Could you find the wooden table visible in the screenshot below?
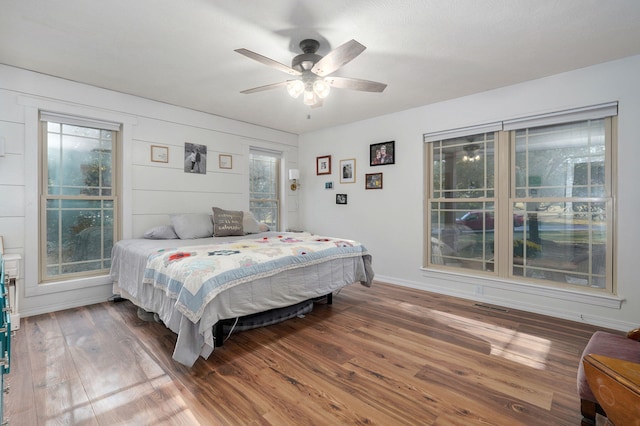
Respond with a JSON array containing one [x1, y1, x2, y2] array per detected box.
[[583, 354, 640, 426]]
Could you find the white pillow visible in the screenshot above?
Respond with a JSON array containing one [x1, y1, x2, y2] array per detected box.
[[170, 213, 213, 239], [143, 225, 179, 239], [242, 211, 262, 234]]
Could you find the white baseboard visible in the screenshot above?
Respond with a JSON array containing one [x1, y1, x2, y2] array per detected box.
[[19, 292, 113, 319], [374, 273, 635, 333]]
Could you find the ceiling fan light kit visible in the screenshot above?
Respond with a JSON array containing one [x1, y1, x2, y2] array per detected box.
[[236, 38, 387, 107], [286, 77, 330, 102], [312, 79, 331, 98], [303, 89, 318, 106], [286, 80, 305, 98]]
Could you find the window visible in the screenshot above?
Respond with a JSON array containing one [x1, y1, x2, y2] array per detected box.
[[249, 149, 281, 230], [425, 103, 616, 292], [429, 131, 497, 272], [40, 112, 119, 282]]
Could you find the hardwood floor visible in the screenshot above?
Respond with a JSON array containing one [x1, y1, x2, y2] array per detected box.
[[5, 281, 612, 425]]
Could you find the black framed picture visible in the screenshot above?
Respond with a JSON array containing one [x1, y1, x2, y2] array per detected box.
[[185, 142, 207, 174], [370, 140, 395, 166], [336, 194, 348, 205]]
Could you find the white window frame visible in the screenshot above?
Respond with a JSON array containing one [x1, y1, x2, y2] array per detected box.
[[19, 96, 133, 299], [249, 148, 282, 231], [39, 112, 120, 283]]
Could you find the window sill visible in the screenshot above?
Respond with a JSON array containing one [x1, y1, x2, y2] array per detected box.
[[25, 274, 113, 297], [420, 267, 623, 310]]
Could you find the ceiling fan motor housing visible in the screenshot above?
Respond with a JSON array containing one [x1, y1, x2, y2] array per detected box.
[[292, 39, 322, 71]]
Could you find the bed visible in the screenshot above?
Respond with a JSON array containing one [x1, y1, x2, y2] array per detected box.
[[110, 211, 373, 367]]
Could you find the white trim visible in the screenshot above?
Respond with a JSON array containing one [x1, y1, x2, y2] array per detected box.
[[249, 146, 283, 156], [25, 274, 112, 297], [248, 147, 283, 231], [120, 122, 134, 239], [22, 98, 134, 308], [503, 102, 618, 130], [372, 273, 633, 332], [416, 269, 623, 309], [19, 286, 113, 317], [40, 110, 121, 131], [423, 102, 619, 142], [423, 122, 502, 143], [18, 95, 137, 126]]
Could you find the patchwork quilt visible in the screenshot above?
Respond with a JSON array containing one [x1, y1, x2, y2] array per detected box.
[[143, 233, 370, 323]]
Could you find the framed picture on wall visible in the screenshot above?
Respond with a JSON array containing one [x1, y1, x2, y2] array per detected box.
[[316, 155, 331, 175], [219, 154, 232, 169], [336, 194, 348, 205], [340, 158, 356, 184], [184, 142, 207, 174], [150, 145, 169, 163], [365, 173, 383, 189], [370, 140, 395, 166]]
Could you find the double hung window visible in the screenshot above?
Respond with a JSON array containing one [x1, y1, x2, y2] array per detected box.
[[40, 112, 119, 282], [425, 103, 616, 292], [249, 149, 281, 231]]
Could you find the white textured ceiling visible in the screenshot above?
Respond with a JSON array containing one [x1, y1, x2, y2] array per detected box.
[[2, 0, 640, 135]]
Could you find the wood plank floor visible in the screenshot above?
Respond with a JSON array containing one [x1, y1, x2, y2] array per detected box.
[[5, 281, 614, 425]]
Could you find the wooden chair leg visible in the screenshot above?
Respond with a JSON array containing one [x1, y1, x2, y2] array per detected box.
[[580, 399, 596, 426], [581, 399, 608, 426]]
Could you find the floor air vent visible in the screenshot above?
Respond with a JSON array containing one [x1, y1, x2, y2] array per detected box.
[[474, 303, 509, 312]]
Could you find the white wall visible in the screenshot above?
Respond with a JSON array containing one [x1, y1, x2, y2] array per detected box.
[[299, 55, 640, 332], [0, 64, 299, 319], [3, 55, 639, 331]]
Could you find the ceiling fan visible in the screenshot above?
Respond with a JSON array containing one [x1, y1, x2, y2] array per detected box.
[[235, 38, 387, 107]]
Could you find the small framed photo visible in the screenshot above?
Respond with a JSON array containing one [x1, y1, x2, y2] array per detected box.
[[340, 158, 356, 184], [365, 173, 383, 189], [316, 155, 331, 175], [370, 140, 395, 166], [219, 154, 233, 169], [336, 194, 348, 205], [185, 142, 207, 174], [325, 182, 333, 189], [150, 145, 169, 163]]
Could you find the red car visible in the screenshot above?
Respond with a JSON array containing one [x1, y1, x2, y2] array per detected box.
[[456, 211, 524, 230]]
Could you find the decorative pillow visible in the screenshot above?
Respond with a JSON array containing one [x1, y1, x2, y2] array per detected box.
[[259, 222, 270, 232], [143, 225, 179, 239], [170, 213, 213, 239], [242, 211, 262, 234], [212, 207, 244, 236]]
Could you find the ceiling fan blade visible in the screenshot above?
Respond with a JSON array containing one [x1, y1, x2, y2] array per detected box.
[[240, 80, 290, 94], [326, 76, 387, 92], [235, 48, 302, 76], [311, 39, 366, 77]]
